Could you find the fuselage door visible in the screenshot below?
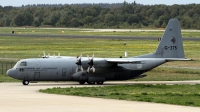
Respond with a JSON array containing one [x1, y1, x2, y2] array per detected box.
[[62, 68, 66, 76], [34, 72, 40, 80]]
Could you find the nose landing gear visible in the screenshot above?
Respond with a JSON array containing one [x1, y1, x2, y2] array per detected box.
[[22, 80, 30, 85]]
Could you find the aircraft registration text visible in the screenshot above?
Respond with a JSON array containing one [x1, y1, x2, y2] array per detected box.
[[164, 46, 177, 50]]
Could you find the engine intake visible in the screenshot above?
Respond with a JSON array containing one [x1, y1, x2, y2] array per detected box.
[[72, 71, 88, 81]]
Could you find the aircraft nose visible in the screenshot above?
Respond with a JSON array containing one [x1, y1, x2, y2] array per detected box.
[[6, 69, 15, 78]]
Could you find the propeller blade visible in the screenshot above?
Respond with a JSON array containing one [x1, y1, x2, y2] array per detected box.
[[92, 66, 95, 73], [87, 67, 90, 73], [87, 54, 95, 73], [75, 54, 83, 73], [92, 54, 94, 58], [42, 51, 47, 58]]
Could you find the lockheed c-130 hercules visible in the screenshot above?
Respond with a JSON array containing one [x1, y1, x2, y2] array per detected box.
[[7, 18, 191, 85]]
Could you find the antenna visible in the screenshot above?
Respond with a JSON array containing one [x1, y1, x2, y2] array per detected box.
[[124, 42, 128, 57]]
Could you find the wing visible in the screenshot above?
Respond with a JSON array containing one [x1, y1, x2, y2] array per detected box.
[[106, 59, 144, 64], [106, 58, 192, 65], [165, 58, 193, 61]]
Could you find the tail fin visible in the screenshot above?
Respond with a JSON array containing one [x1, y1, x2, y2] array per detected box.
[[155, 18, 184, 58], [134, 18, 186, 59]]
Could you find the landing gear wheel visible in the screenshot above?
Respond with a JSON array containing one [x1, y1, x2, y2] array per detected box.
[[87, 82, 95, 85], [79, 81, 85, 84], [22, 80, 29, 85], [96, 82, 104, 85]]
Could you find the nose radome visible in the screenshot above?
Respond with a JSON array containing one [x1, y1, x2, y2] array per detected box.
[[6, 69, 14, 77], [7, 69, 19, 80], [6, 69, 11, 76]]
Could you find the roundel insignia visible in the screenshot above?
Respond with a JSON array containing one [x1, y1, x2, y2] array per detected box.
[[137, 64, 142, 69], [171, 37, 176, 44]]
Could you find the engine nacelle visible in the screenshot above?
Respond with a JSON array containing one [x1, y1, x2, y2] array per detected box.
[[93, 60, 113, 68], [72, 71, 88, 81], [81, 59, 113, 70]]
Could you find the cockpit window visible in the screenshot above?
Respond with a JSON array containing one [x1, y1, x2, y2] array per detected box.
[[13, 62, 20, 68], [20, 61, 27, 66]]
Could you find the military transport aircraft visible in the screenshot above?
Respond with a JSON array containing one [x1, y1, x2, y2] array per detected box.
[[7, 18, 191, 85]]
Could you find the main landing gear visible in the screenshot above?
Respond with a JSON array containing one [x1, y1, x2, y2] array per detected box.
[[79, 81, 104, 85], [22, 80, 30, 85]]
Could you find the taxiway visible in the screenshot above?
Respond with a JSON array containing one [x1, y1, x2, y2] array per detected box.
[[0, 81, 200, 112], [1, 33, 200, 41]]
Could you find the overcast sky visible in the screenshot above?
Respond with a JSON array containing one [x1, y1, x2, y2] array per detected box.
[[1, 0, 199, 7]]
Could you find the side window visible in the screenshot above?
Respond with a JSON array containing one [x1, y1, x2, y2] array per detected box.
[[19, 68, 24, 72]]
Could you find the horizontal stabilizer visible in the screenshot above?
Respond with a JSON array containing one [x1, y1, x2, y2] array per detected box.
[[165, 58, 193, 61], [106, 59, 143, 64]]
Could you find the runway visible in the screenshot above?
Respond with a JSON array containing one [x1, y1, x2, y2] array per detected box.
[[0, 33, 200, 41], [1, 81, 200, 112]]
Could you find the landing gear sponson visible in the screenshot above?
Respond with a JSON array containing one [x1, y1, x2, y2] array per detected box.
[[22, 80, 103, 85], [79, 81, 104, 85]]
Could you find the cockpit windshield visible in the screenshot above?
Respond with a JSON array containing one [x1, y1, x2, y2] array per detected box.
[[20, 61, 27, 66], [13, 61, 27, 68], [13, 62, 20, 68]]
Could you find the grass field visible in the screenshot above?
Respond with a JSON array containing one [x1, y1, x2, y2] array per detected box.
[[40, 84, 200, 107], [0, 36, 199, 59]]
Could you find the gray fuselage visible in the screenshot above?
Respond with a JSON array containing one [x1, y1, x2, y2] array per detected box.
[[7, 57, 166, 82]]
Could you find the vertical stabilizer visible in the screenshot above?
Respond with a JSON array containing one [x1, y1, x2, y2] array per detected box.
[[154, 18, 185, 58]]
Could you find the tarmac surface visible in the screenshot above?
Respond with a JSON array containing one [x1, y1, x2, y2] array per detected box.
[[1, 81, 200, 112]]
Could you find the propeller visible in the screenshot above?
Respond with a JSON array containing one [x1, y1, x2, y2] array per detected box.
[[42, 51, 61, 58], [87, 54, 95, 73], [55, 52, 61, 58], [58, 52, 60, 57], [75, 54, 83, 73], [43, 51, 46, 57], [42, 51, 49, 58]]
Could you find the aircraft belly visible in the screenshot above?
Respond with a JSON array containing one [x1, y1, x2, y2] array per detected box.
[[114, 60, 166, 80], [144, 60, 166, 70], [129, 60, 165, 70], [85, 67, 132, 80], [88, 77, 105, 82]]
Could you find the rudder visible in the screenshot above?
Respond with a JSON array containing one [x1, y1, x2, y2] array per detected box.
[[154, 18, 185, 58]]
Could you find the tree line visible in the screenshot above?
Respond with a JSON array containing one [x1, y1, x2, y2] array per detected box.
[[0, 2, 200, 29]]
